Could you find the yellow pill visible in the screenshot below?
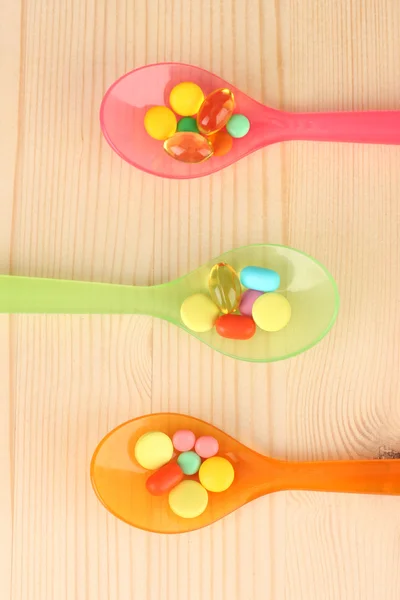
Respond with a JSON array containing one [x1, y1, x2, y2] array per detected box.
[[134, 431, 174, 470], [169, 82, 205, 117], [199, 456, 235, 492], [168, 480, 209, 519], [180, 293, 220, 333], [144, 106, 177, 140], [252, 292, 292, 332]]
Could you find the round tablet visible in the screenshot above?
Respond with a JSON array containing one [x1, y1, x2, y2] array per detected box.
[[172, 429, 196, 452], [169, 480, 209, 519], [134, 431, 174, 470], [195, 435, 219, 458], [199, 456, 235, 492], [177, 451, 201, 475], [226, 114, 250, 138], [169, 82, 204, 116], [144, 106, 177, 140], [252, 293, 292, 332]]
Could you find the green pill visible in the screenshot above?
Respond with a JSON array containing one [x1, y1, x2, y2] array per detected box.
[[226, 114, 250, 138], [177, 116, 200, 134], [177, 451, 201, 475]]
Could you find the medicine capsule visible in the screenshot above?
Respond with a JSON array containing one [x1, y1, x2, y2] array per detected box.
[[146, 461, 184, 496], [208, 262, 242, 314], [164, 132, 213, 163], [240, 266, 280, 293], [215, 314, 256, 340], [197, 89, 235, 135], [239, 289, 264, 317]]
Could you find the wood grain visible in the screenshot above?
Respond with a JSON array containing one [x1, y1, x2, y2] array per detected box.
[[1, 0, 400, 598]]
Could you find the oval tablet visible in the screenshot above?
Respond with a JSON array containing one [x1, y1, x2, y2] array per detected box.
[[239, 289, 264, 317], [252, 292, 291, 332], [240, 266, 280, 293], [180, 293, 220, 333], [146, 461, 184, 496]]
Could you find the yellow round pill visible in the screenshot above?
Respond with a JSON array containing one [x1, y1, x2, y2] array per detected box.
[[199, 456, 235, 492], [144, 106, 177, 140], [180, 293, 220, 333], [169, 82, 205, 117], [252, 292, 292, 332], [134, 431, 174, 470], [168, 480, 209, 519]]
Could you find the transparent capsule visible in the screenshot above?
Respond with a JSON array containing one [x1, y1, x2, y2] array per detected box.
[[197, 89, 235, 136], [163, 132, 213, 163], [208, 262, 242, 314]]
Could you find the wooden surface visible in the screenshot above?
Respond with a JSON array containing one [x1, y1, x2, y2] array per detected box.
[[1, 0, 400, 598]]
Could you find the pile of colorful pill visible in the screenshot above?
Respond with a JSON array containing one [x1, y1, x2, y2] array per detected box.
[[134, 429, 235, 519], [180, 263, 292, 339], [143, 82, 250, 163]]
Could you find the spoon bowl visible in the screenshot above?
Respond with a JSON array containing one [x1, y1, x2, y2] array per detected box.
[[101, 62, 400, 179], [0, 244, 339, 362], [91, 413, 400, 534]]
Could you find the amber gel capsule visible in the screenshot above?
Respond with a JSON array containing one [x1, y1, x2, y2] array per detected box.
[[208, 262, 242, 314], [197, 89, 235, 135], [164, 132, 213, 163]]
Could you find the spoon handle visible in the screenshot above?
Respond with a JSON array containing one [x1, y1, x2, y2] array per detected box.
[[286, 458, 400, 496], [0, 275, 155, 314], [285, 110, 400, 145]]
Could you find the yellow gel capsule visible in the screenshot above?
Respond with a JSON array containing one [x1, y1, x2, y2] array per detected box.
[[144, 106, 177, 140], [252, 292, 292, 332], [180, 293, 220, 333], [168, 480, 209, 519], [169, 82, 205, 116], [199, 456, 235, 493], [197, 88, 235, 135], [134, 431, 174, 470], [208, 262, 242, 314], [164, 132, 213, 163]]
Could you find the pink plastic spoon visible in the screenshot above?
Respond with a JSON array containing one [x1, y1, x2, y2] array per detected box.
[[100, 62, 400, 179]]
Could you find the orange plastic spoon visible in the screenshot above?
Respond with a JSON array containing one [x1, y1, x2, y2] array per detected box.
[[90, 413, 400, 534]]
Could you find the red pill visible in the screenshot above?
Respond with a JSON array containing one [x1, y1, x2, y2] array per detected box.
[[146, 461, 184, 496], [215, 314, 256, 340]]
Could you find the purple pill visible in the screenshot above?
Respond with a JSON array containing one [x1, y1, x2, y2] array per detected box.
[[239, 289, 264, 317]]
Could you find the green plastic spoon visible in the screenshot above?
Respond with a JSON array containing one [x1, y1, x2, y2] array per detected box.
[[0, 244, 339, 362]]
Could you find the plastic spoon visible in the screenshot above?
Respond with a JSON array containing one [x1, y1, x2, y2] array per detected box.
[[0, 244, 338, 363], [100, 62, 400, 179], [91, 413, 400, 534]]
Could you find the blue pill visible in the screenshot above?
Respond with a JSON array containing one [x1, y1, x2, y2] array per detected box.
[[240, 266, 280, 292]]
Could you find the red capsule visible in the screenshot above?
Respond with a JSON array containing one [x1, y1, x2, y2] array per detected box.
[[197, 88, 235, 135], [215, 314, 256, 340], [146, 461, 184, 496]]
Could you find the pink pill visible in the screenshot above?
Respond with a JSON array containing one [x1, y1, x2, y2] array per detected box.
[[195, 436, 219, 458], [172, 429, 196, 452], [239, 289, 264, 317]]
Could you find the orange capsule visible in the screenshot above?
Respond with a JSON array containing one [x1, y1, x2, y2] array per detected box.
[[215, 314, 256, 340], [146, 461, 184, 496], [163, 132, 213, 163], [197, 89, 235, 136]]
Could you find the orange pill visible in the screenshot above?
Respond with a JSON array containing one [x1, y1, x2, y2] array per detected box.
[[146, 461, 184, 496], [215, 314, 256, 340], [208, 131, 233, 157], [164, 132, 213, 163], [197, 89, 235, 135]]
